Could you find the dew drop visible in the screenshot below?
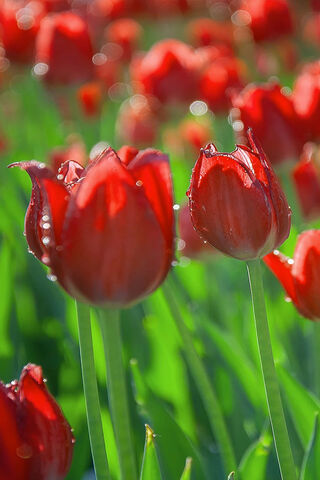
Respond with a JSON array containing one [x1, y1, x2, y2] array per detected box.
[[47, 274, 57, 282], [285, 297, 292, 303], [38, 162, 46, 169], [41, 255, 50, 265], [16, 444, 33, 459], [57, 174, 64, 181], [171, 260, 179, 267], [42, 214, 50, 222], [173, 204, 180, 211], [273, 250, 280, 255], [287, 259, 294, 265], [42, 222, 50, 230], [136, 180, 143, 187], [42, 236, 50, 245], [177, 238, 186, 251]]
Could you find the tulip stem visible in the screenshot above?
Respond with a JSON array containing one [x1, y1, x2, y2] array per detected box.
[[98, 309, 137, 480], [161, 281, 238, 479], [246, 260, 297, 480], [76, 301, 110, 480]]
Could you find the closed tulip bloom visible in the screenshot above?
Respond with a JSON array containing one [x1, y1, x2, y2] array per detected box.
[[187, 130, 291, 260], [11, 146, 174, 306], [35, 12, 94, 84], [232, 83, 306, 165], [0, 364, 73, 480], [293, 143, 320, 221], [264, 230, 320, 320], [238, 0, 294, 43], [292, 61, 320, 142], [130, 39, 200, 105]]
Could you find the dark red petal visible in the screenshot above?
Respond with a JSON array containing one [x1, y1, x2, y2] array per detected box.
[[19, 364, 74, 480], [117, 145, 139, 166], [0, 384, 27, 480], [292, 230, 320, 320], [57, 160, 84, 187], [188, 151, 273, 260], [127, 148, 174, 258], [61, 148, 168, 306], [263, 251, 297, 305]]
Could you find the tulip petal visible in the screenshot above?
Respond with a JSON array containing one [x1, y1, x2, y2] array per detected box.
[[263, 251, 297, 305], [19, 364, 74, 480], [189, 151, 273, 259], [61, 148, 167, 306]]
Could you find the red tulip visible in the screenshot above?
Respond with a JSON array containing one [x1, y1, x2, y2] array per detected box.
[[11, 146, 174, 306], [104, 18, 142, 61], [238, 0, 294, 43], [77, 81, 103, 117], [187, 129, 291, 260], [186, 18, 234, 49], [231, 82, 306, 165], [264, 230, 320, 321], [48, 137, 87, 173], [0, 0, 46, 63], [130, 39, 200, 105], [292, 143, 320, 222], [0, 363, 73, 480], [35, 12, 94, 85], [178, 203, 214, 259], [292, 61, 320, 142]]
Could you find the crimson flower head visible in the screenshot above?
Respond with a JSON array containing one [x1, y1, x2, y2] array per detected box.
[[0, 363, 73, 480], [238, 0, 294, 43], [293, 143, 320, 222], [130, 39, 200, 105], [264, 230, 320, 321], [11, 145, 174, 307], [104, 18, 143, 62], [232, 82, 306, 165], [187, 130, 291, 260], [35, 12, 94, 85], [292, 61, 320, 142]]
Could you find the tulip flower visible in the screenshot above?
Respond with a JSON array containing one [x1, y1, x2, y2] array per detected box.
[[130, 39, 200, 105], [11, 145, 174, 307], [238, 0, 294, 43], [77, 81, 103, 117], [0, 363, 73, 480], [232, 82, 306, 165], [186, 18, 235, 49], [293, 143, 320, 221], [104, 18, 143, 61], [187, 129, 291, 260], [292, 61, 320, 142], [35, 11, 94, 85], [264, 230, 320, 321]]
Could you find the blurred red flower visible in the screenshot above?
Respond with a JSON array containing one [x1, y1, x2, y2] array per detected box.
[[104, 18, 142, 61], [35, 11, 94, 84], [293, 143, 320, 222], [264, 230, 320, 321], [0, 0, 46, 63], [232, 83, 306, 165], [0, 364, 73, 480], [238, 0, 294, 43], [77, 81, 103, 116], [187, 130, 291, 260], [48, 137, 87, 173], [292, 61, 320, 142], [11, 146, 174, 306], [186, 18, 234, 49], [130, 39, 200, 105]]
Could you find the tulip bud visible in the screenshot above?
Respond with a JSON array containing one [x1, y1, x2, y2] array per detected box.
[[264, 230, 320, 321], [0, 364, 73, 480], [187, 130, 291, 260]]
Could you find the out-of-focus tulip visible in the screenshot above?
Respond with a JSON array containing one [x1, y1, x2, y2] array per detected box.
[[0, 363, 74, 480], [39, 0, 71, 11], [93, 51, 122, 92], [199, 55, 245, 113], [292, 61, 320, 142], [232, 83, 306, 165], [303, 12, 320, 46], [48, 136, 87, 173], [0, 0, 46, 63], [178, 203, 214, 259], [186, 18, 234, 49], [264, 230, 320, 320], [163, 118, 212, 157], [238, 0, 294, 43], [104, 18, 142, 61], [187, 130, 291, 260], [11, 146, 174, 307], [77, 81, 103, 116], [116, 95, 160, 146], [130, 39, 200, 105], [35, 12, 94, 85], [293, 143, 320, 222]]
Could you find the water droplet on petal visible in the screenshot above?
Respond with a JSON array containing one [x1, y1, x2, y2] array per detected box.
[[16, 444, 33, 459], [285, 297, 292, 303], [41, 255, 50, 265], [173, 204, 180, 211], [171, 260, 179, 267], [42, 222, 50, 230], [38, 163, 46, 169], [42, 236, 50, 245], [42, 214, 50, 222], [47, 274, 57, 282], [287, 259, 294, 265], [136, 180, 143, 187]]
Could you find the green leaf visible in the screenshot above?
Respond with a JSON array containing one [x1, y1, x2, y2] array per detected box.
[[180, 457, 192, 480], [139, 424, 163, 480], [277, 365, 320, 448], [300, 414, 320, 480], [239, 430, 272, 480]]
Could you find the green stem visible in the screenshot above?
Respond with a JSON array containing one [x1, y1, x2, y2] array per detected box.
[[76, 301, 110, 480], [98, 309, 137, 480], [161, 282, 237, 478], [246, 260, 297, 480]]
